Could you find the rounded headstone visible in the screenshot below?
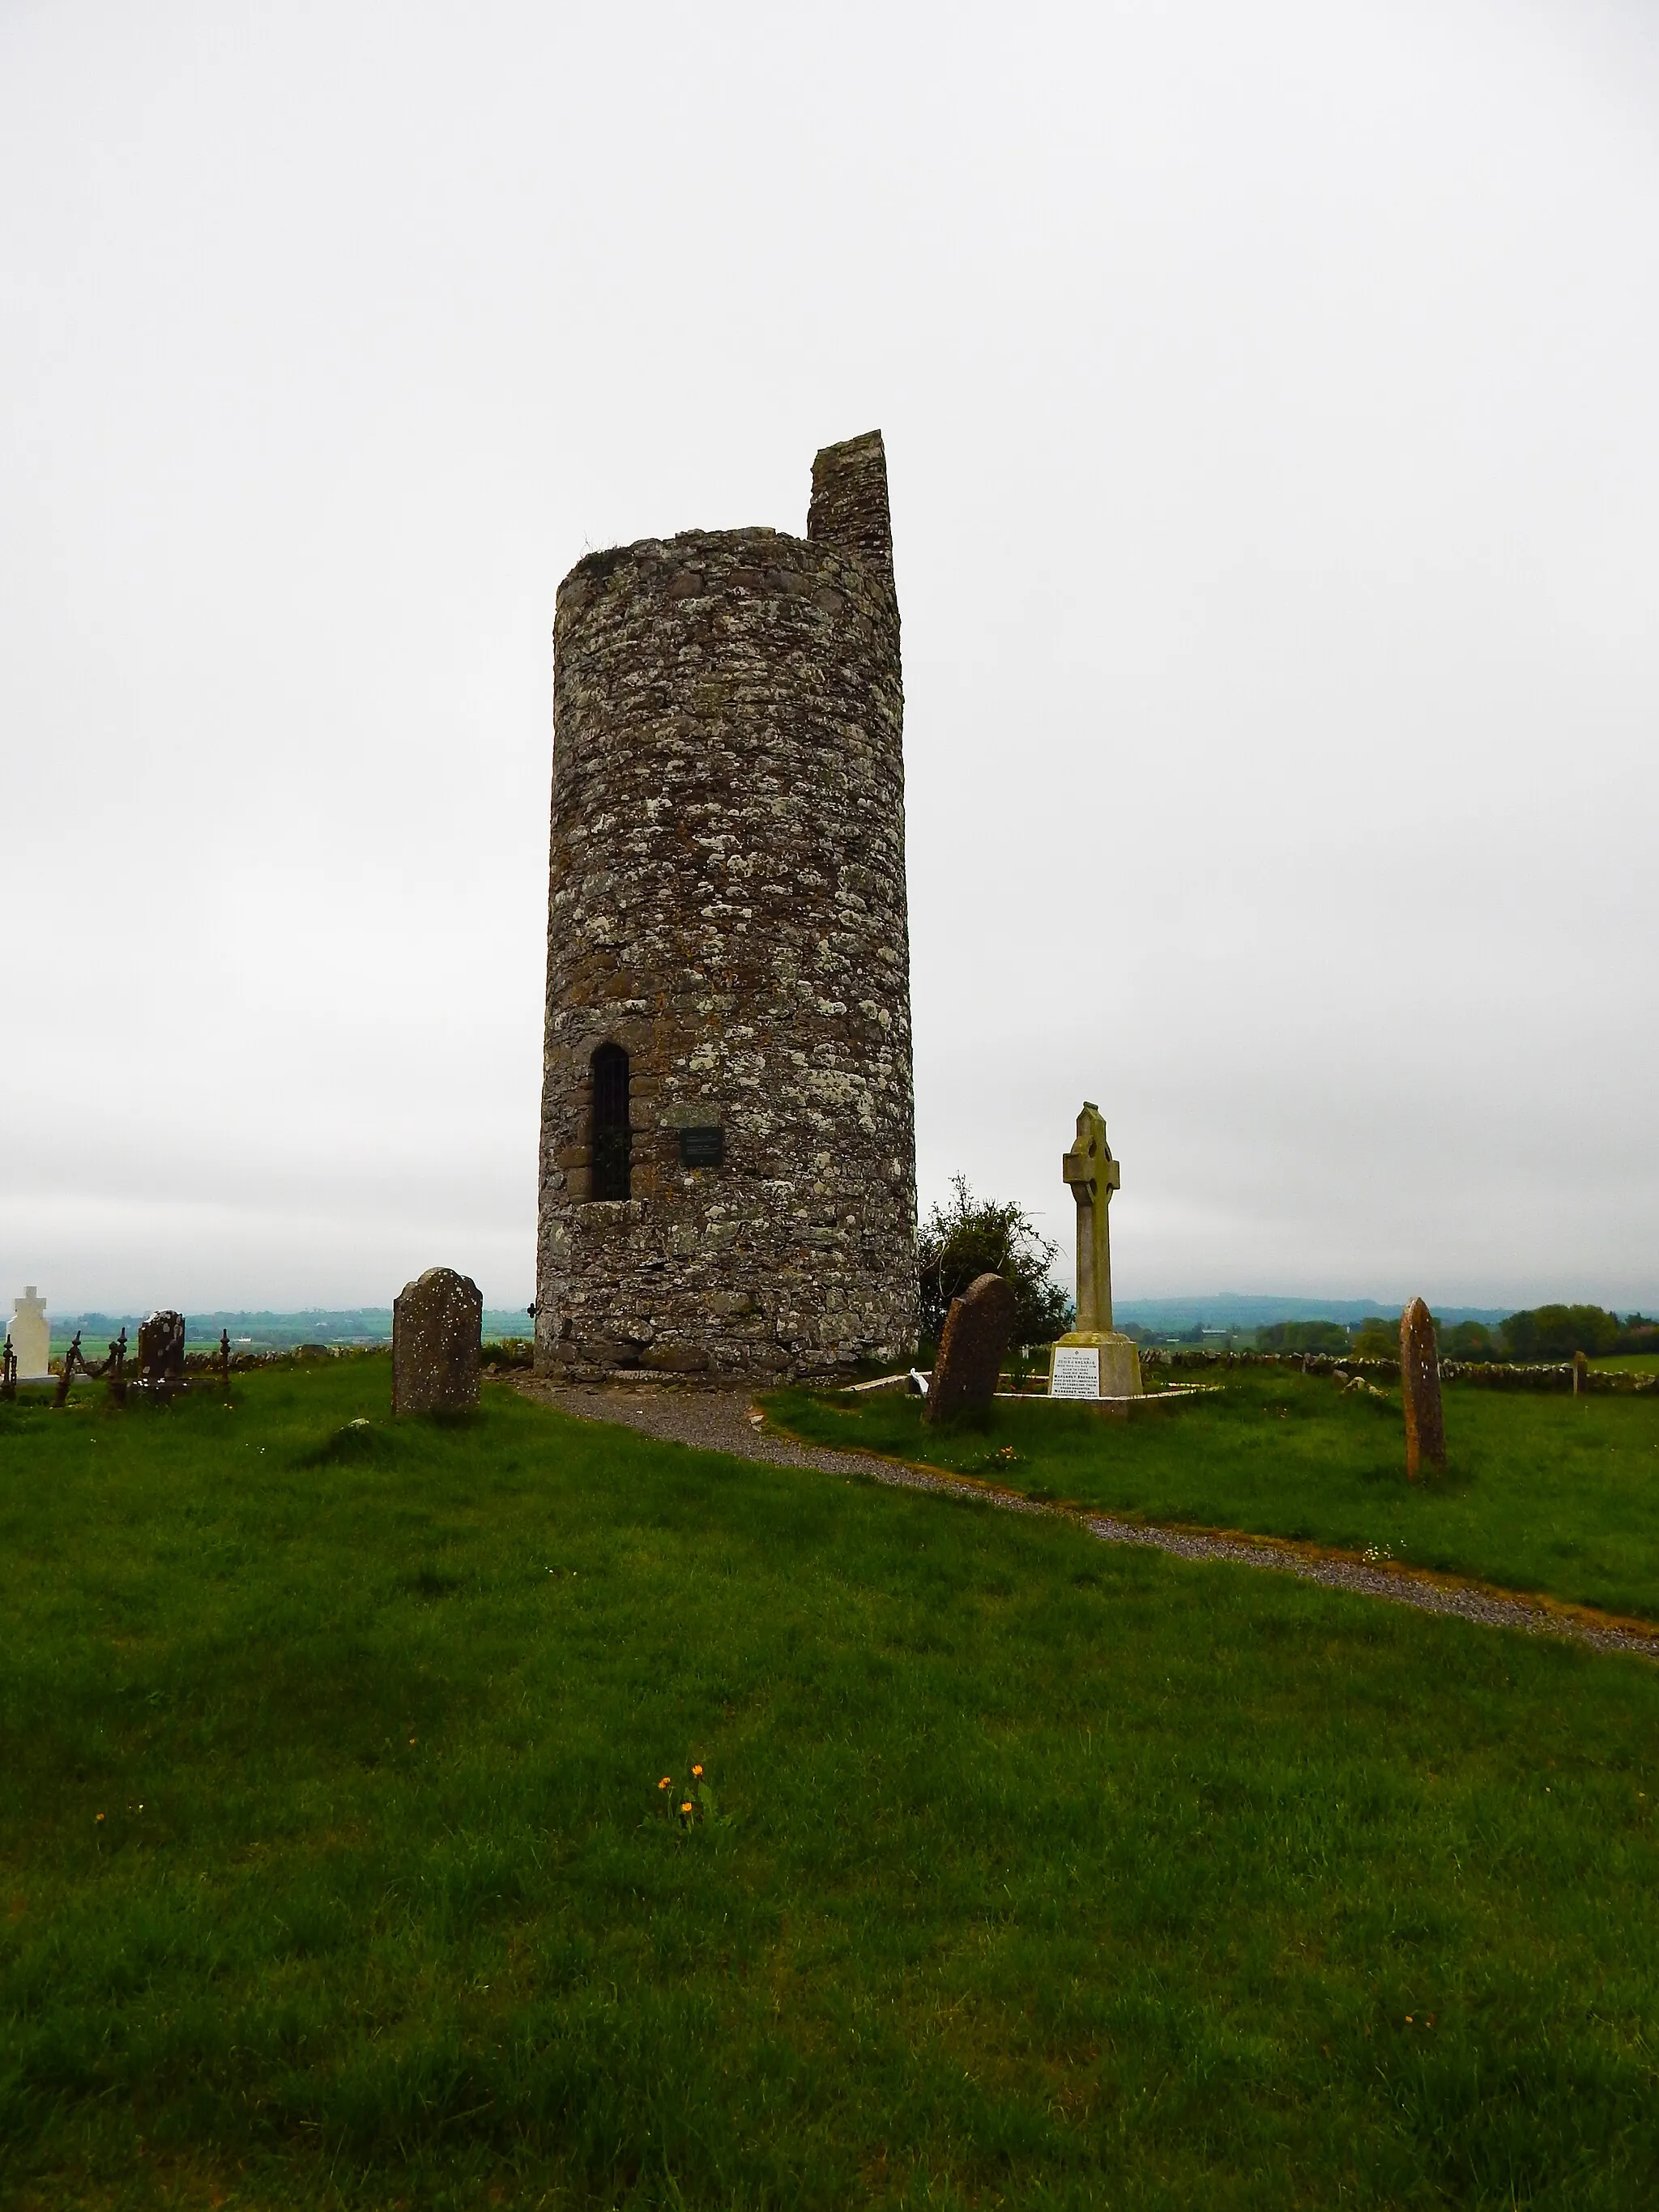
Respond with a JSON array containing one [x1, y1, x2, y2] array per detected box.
[[392, 1268, 483, 1414], [136, 1311, 186, 1387]]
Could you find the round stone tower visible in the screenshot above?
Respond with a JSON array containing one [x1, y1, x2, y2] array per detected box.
[[534, 431, 918, 1383]]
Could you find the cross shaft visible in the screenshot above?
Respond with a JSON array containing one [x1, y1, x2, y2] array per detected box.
[[1063, 1103, 1120, 1335]]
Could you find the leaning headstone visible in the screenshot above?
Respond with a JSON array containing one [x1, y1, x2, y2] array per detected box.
[[924, 1272, 1016, 1424], [1400, 1298, 1446, 1479], [10, 1287, 49, 1381], [392, 1267, 483, 1414], [136, 1311, 187, 1388]]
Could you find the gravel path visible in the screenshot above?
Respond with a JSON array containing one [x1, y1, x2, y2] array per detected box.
[[514, 1378, 1658, 1660]]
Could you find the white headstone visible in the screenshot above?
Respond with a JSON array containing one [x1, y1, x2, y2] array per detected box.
[[11, 1286, 50, 1380], [1050, 1343, 1101, 1400]]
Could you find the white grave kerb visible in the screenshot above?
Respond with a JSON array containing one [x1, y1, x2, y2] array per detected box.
[[11, 1285, 50, 1380]]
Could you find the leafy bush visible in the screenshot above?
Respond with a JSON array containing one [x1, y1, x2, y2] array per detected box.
[[480, 1339, 535, 1370], [917, 1176, 1073, 1352], [1258, 1320, 1350, 1354], [1350, 1317, 1403, 1359], [1440, 1319, 1499, 1361], [1502, 1305, 1622, 1361]]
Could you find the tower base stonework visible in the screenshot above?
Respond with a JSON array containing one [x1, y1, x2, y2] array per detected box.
[[535, 434, 918, 1384]]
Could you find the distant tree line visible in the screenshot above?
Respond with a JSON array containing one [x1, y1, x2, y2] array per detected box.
[[1256, 1306, 1659, 1362], [1481, 1306, 1657, 1361], [1256, 1320, 1354, 1355]]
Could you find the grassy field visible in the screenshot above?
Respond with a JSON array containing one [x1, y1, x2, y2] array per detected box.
[[1592, 1353, 1659, 1376], [3, 1359, 1659, 2208], [767, 1368, 1659, 1623]]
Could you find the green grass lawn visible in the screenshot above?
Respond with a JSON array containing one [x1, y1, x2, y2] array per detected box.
[[767, 1369, 1659, 1624], [1592, 1353, 1659, 1376], [4, 1359, 1659, 2209]]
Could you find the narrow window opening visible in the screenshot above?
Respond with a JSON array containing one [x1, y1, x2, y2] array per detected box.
[[590, 1043, 631, 1200]]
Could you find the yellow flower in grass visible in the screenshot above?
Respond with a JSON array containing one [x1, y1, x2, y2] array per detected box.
[[658, 1776, 671, 1790], [681, 1802, 693, 1816], [692, 1764, 703, 1779]]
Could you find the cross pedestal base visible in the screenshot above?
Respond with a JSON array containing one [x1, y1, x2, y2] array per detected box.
[[1048, 1331, 1143, 1400]]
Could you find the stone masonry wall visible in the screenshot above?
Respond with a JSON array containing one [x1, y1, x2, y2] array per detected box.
[[1146, 1348, 1659, 1393], [534, 433, 919, 1382]]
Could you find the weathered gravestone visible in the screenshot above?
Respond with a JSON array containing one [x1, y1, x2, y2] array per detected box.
[[136, 1310, 187, 1389], [10, 1287, 50, 1381], [1400, 1297, 1446, 1479], [924, 1272, 1016, 1425], [392, 1267, 483, 1414]]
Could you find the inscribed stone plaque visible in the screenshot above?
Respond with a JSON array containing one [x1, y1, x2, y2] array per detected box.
[[1050, 1345, 1101, 1400], [679, 1126, 725, 1168]]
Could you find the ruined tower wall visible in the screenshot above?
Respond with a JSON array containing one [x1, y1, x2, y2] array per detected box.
[[534, 433, 918, 1381]]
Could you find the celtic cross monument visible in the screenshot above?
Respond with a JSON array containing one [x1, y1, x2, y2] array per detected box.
[[10, 1286, 50, 1382], [1048, 1103, 1143, 1400]]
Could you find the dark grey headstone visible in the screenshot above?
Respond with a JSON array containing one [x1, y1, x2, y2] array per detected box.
[[136, 1311, 186, 1387], [924, 1273, 1017, 1425], [392, 1268, 483, 1414]]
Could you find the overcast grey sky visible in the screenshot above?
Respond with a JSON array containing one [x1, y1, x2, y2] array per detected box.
[[3, 0, 1656, 1316]]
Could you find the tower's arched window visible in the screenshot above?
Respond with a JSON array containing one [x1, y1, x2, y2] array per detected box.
[[590, 1043, 631, 1200]]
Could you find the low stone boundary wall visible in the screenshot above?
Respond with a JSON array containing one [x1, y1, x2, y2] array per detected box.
[[37, 1344, 387, 1378], [1141, 1347, 1657, 1395]]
